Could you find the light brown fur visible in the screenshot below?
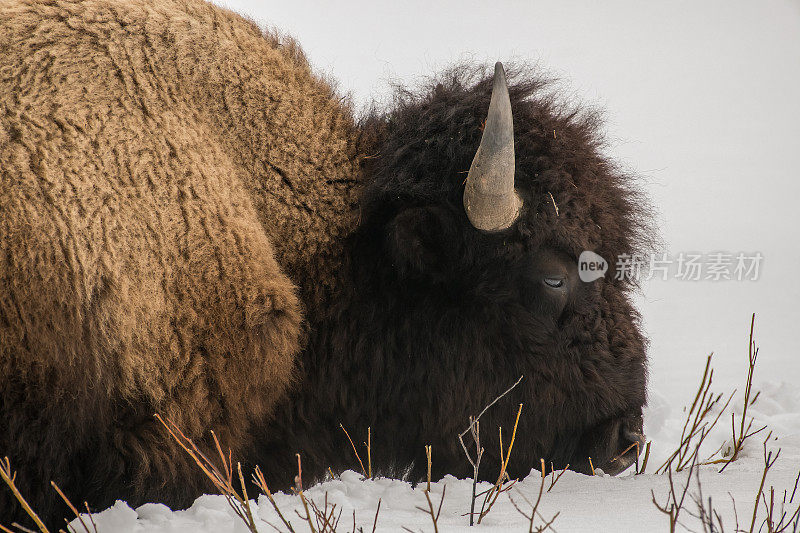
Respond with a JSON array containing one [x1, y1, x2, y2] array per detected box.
[[0, 0, 359, 521]]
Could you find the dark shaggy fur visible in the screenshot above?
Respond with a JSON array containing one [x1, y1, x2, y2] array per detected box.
[[0, 0, 653, 526], [256, 66, 653, 487]]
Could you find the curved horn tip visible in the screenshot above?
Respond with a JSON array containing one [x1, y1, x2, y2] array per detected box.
[[493, 62, 508, 91], [461, 60, 521, 232]]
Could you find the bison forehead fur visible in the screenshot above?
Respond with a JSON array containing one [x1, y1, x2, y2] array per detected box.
[[0, 0, 653, 525]]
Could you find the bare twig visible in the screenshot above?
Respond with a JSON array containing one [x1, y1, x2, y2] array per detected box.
[[730, 492, 741, 533], [477, 404, 523, 524], [50, 482, 97, 533], [83, 503, 97, 533], [340, 424, 367, 478], [9, 525, 37, 533], [461, 376, 524, 435], [607, 440, 640, 469], [458, 376, 523, 526], [759, 482, 800, 533], [371, 499, 382, 533], [366, 428, 372, 480], [686, 467, 726, 533], [154, 414, 261, 533], [652, 442, 701, 532], [252, 466, 296, 533], [508, 461, 558, 533], [292, 455, 318, 533], [637, 441, 652, 475], [712, 314, 767, 473], [414, 486, 446, 533], [0, 457, 50, 533], [307, 492, 343, 533], [547, 192, 559, 216], [460, 415, 483, 527], [425, 445, 432, 492], [656, 354, 735, 474], [547, 462, 569, 493], [749, 433, 778, 533]]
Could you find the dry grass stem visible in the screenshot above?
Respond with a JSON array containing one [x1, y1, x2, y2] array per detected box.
[[607, 440, 640, 471], [371, 499, 382, 533], [157, 415, 377, 533], [655, 354, 735, 474], [154, 414, 262, 533], [81, 504, 97, 533], [307, 492, 344, 533], [651, 444, 701, 533], [637, 441, 652, 475], [686, 467, 727, 533], [421, 486, 446, 533], [708, 314, 767, 473], [403, 487, 446, 533], [759, 469, 800, 533], [546, 463, 569, 493], [292, 455, 319, 533], [49, 482, 97, 533], [0, 457, 50, 533], [476, 404, 523, 524], [425, 446, 432, 492], [701, 435, 800, 533], [458, 376, 523, 526], [508, 461, 559, 533], [340, 424, 367, 478], [252, 466, 296, 533], [9, 526, 36, 533], [749, 433, 778, 533], [547, 192, 559, 216], [366, 428, 372, 480]]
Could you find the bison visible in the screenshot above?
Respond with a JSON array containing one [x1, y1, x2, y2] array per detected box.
[[0, 0, 652, 525]]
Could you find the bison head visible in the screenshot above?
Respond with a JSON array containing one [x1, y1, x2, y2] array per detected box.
[[343, 62, 652, 480]]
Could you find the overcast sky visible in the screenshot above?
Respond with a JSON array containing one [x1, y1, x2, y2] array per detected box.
[[214, 0, 800, 402]]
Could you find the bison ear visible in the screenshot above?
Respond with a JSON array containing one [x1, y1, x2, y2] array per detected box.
[[386, 206, 456, 276]]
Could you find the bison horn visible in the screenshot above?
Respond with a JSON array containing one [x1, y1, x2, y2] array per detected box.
[[463, 62, 522, 232]]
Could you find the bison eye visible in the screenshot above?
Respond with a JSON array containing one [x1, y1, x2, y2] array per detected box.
[[543, 277, 565, 288]]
